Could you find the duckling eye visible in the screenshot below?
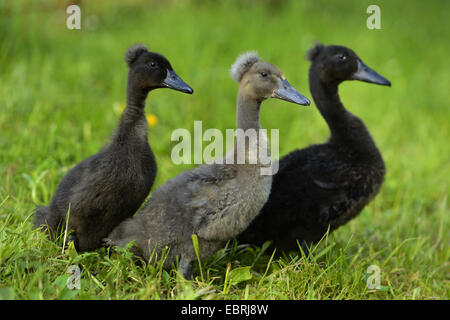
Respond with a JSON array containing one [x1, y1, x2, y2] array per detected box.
[[337, 54, 347, 62], [260, 72, 268, 77], [150, 62, 157, 68]]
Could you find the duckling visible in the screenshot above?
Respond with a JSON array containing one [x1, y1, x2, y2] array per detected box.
[[104, 51, 310, 278], [34, 44, 193, 252], [238, 43, 391, 253]]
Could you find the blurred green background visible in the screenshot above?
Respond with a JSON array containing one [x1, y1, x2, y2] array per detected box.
[[0, 0, 448, 299]]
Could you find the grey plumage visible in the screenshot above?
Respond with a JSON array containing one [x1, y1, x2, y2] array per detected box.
[[230, 51, 259, 82], [105, 52, 310, 278], [34, 44, 193, 251]]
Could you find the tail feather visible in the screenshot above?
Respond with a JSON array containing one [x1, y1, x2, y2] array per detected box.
[[34, 206, 49, 229], [34, 206, 63, 239]]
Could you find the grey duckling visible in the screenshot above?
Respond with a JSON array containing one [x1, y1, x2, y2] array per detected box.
[[34, 44, 193, 252], [104, 51, 310, 278], [238, 43, 391, 253]]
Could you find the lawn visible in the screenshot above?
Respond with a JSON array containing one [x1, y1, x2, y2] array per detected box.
[[0, 0, 448, 300]]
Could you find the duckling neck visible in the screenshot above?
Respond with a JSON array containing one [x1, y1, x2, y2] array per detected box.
[[231, 90, 271, 166], [112, 80, 149, 148], [236, 91, 261, 131], [309, 68, 375, 150]]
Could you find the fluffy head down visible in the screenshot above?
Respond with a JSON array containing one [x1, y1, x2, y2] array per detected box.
[[230, 51, 260, 82], [125, 44, 149, 67], [306, 42, 325, 61]]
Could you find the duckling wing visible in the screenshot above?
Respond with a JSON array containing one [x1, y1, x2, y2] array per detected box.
[[306, 160, 377, 228], [185, 163, 248, 241]]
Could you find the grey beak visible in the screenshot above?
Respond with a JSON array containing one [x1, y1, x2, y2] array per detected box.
[[162, 69, 194, 94], [272, 79, 310, 106], [351, 60, 391, 86]]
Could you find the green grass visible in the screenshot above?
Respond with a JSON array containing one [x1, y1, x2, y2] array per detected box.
[[0, 0, 449, 300]]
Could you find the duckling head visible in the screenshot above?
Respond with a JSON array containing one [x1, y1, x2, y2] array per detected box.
[[231, 51, 310, 106], [125, 44, 193, 94], [307, 43, 391, 86]]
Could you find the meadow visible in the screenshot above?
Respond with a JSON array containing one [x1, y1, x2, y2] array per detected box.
[[0, 0, 448, 300]]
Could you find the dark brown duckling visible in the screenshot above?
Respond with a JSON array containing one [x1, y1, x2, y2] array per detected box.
[[34, 44, 193, 251]]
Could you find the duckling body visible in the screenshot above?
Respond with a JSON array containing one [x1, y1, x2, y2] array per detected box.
[[35, 123, 155, 251], [104, 52, 310, 277], [107, 158, 272, 271], [238, 44, 390, 252], [34, 44, 193, 251]]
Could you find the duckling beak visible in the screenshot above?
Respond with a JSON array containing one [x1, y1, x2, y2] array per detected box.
[[272, 79, 310, 106], [351, 60, 391, 86], [162, 70, 194, 94]]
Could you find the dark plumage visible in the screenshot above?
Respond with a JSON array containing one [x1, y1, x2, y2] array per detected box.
[[104, 52, 310, 278], [34, 44, 193, 251], [238, 43, 391, 252]]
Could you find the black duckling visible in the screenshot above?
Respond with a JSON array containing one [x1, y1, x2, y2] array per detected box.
[[34, 44, 193, 252], [237, 43, 391, 253], [104, 51, 310, 278]]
